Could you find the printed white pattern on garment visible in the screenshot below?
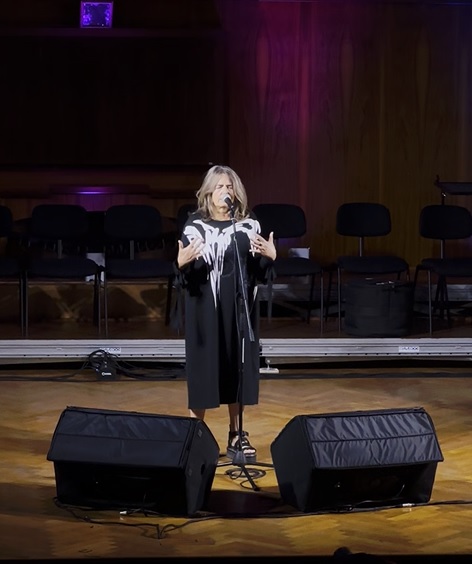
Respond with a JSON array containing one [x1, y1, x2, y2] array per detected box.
[[184, 219, 260, 308]]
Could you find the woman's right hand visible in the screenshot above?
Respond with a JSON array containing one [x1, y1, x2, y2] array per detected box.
[[177, 238, 204, 268]]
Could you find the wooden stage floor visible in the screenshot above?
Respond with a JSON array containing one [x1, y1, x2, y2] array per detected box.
[[1, 317, 472, 563]]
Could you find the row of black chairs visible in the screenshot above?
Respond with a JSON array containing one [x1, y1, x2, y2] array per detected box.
[[1, 201, 470, 338], [0, 201, 327, 338], [0, 203, 175, 338], [330, 202, 472, 336], [255, 201, 472, 336]]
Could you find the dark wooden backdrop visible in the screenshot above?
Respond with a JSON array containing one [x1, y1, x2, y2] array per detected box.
[[1, 0, 472, 267]]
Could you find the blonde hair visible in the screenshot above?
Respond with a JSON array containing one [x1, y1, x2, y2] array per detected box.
[[196, 165, 250, 221]]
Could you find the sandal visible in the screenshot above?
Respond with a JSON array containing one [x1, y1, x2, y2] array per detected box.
[[227, 430, 257, 462]]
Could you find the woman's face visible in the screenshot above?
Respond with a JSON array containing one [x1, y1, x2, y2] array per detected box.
[[211, 173, 234, 208]]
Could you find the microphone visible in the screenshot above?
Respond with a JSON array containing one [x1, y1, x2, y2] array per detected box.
[[222, 195, 235, 212]]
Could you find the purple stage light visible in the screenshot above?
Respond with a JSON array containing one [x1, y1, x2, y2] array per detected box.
[[80, 2, 113, 29]]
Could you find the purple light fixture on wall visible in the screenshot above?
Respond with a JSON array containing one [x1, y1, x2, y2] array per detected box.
[[80, 2, 114, 28]]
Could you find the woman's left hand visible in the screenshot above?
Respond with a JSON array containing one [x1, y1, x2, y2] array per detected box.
[[251, 232, 276, 261]]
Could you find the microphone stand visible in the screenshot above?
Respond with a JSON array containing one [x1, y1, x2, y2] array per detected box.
[[218, 203, 273, 491]]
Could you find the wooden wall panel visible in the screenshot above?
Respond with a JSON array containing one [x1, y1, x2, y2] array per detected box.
[[218, 0, 472, 266], [0, 34, 225, 168], [2, 0, 472, 269]]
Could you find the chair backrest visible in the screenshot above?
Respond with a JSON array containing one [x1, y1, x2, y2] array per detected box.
[[419, 204, 472, 258], [104, 205, 164, 259], [336, 202, 391, 237], [419, 204, 472, 240], [30, 204, 89, 239], [104, 205, 163, 240], [176, 203, 197, 237], [336, 202, 392, 256], [0, 205, 13, 238], [29, 204, 90, 258], [252, 203, 307, 240], [84, 210, 105, 253]]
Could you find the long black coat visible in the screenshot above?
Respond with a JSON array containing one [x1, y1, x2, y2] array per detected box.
[[175, 211, 273, 410]]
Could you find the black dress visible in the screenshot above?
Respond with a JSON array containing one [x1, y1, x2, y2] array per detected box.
[[175, 211, 274, 410]]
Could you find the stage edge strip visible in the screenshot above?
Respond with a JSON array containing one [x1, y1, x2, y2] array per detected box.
[[0, 338, 472, 364]]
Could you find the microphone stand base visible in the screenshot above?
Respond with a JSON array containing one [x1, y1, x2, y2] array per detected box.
[[218, 454, 274, 491]]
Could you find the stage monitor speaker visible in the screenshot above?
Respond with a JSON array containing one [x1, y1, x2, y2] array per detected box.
[[270, 407, 443, 513], [47, 406, 220, 516]]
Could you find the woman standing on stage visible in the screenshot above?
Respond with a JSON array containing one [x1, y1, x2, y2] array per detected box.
[[175, 164, 276, 461]]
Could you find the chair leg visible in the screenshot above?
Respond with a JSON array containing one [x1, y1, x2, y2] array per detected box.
[[441, 277, 452, 327], [324, 268, 333, 322], [433, 276, 451, 326], [24, 275, 29, 338], [433, 277, 444, 318], [103, 276, 109, 338], [397, 268, 410, 282], [165, 276, 173, 326], [411, 266, 422, 332], [95, 273, 101, 336], [427, 270, 433, 336], [306, 274, 315, 324], [19, 273, 25, 338], [319, 273, 324, 336], [337, 267, 342, 333], [412, 265, 420, 289]]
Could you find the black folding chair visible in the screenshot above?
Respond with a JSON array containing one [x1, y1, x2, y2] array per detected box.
[[24, 204, 102, 337], [252, 203, 324, 332], [102, 204, 175, 337], [0, 205, 25, 337], [414, 204, 472, 335], [327, 202, 410, 332]]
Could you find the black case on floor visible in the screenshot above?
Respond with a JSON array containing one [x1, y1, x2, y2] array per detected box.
[[344, 280, 414, 337]]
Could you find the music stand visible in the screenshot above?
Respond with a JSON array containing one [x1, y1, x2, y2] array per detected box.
[[435, 175, 472, 204], [434, 175, 472, 259]]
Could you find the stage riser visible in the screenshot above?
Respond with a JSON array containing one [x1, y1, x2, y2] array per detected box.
[[1, 337, 472, 364]]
